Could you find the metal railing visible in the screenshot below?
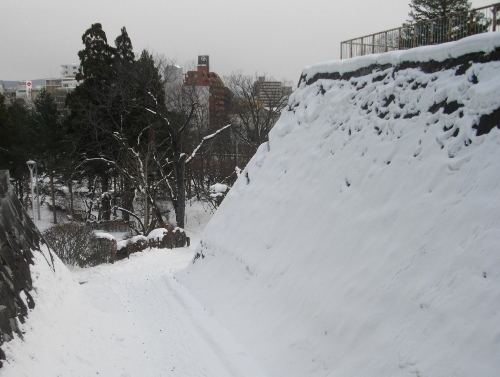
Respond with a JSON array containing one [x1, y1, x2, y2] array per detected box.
[[341, 3, 500, 59]]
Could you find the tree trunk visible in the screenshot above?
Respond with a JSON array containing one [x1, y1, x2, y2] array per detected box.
[[122, 178, 134, 222], [143, 169, 149, 230], [87, 176, 97, 219], [24, 177, 29, 211], [69, 179, 74, 219], [144, 192, 149, 230], [113, 176, 117, 217], [191, 172, 201, 201], [48, 165, 57, 224], [101, 174, 111, 221], [173, 156, 186, 229]]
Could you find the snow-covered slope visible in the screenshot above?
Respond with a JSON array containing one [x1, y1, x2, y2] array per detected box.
[[177, 33, 500, 377]]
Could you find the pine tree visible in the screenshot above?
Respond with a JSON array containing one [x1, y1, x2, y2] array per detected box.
[[68, 23, 119, 221], [115, 27, 135, 64], [409, 0, 471, 22], [32, 88, 67, 224], [0, 100, 33, 193], [405, 0, 484, 47], [76, 23, 116, 82]]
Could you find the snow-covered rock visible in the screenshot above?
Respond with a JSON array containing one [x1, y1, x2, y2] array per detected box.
[[147, 227, 169, 241], [210, 183, 229, 194]]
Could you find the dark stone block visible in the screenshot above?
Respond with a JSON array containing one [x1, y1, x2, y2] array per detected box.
[[474, 107, 500, 136], [443, 101, 464, 115]]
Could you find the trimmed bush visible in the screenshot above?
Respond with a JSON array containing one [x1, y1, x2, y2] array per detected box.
[[43, 223, 115, 267]]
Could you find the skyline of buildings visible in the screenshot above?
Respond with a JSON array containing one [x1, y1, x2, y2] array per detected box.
[[1, 57, 292, 115]]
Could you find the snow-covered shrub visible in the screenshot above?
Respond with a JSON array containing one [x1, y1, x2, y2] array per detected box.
[[209, 183, 229, 208], [43, 223, 114, 267]]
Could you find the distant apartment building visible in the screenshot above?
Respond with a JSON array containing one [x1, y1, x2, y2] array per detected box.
[[185, 56, 230, 127], [44, 64, 80, 108], [164, 65, 184, 87], [60, 64, 79, 78], [255, 76, 292, 108], [14, 80, 43, 102], [1, 64, 80, 107]]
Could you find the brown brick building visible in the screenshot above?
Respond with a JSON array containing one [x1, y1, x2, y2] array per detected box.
[[185, 56, 230, 127]]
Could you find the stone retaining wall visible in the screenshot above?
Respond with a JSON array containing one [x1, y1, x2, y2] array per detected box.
[[0, 170, 54, 367]]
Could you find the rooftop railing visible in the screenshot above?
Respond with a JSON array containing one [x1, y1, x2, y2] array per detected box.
[[341, 3, 500, 59]]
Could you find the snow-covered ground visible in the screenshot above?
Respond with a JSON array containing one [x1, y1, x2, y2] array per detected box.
[[3, 201, 268, 376], [4, 34, 500, 376]]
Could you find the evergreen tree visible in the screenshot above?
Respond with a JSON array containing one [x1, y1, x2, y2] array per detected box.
[[0, 100, 33, 197], [409, 0, 471, 22], [115, 27, 135, 64], [76, 23, 116, 82], [31, 88, 67, 224], [405, 0, 482, 47], [0, 95, 10, 169], [68, 23, 120, 221], [67, 25, 170, 228]]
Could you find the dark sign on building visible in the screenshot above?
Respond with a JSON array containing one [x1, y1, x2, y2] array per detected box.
[[198, 55, 209, 71]]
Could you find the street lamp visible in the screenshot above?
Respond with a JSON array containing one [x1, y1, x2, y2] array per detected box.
[[26, 160, 36, 221]]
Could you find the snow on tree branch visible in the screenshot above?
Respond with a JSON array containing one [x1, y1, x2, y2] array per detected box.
[[185, 124, 231, 164]]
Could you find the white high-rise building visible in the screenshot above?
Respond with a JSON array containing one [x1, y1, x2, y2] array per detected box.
[[60, 64, 79, 78]]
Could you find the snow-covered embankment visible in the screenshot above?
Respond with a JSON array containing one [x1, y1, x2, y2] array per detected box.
[[177, 33, 500, 376]]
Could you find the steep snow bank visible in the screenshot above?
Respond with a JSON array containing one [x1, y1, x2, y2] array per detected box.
[[177, 34, 500, 377]]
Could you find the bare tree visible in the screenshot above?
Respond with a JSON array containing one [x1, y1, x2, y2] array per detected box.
[[225, 73, 290, 154], [143, 55, 231, 229]]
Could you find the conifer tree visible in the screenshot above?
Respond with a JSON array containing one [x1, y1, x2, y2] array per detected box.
[[409, 0, 471, 22], [115, 27, 135, 63], [76, 23, 115, 82], [405, 0, 481, 47], [31, 88, 67, 223], [0, 100, 32, 197], [69, 23, 126, 221]]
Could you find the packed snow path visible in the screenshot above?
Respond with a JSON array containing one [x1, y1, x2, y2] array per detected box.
[[2, 247, 266, 377], [76, 249, 265, 377]]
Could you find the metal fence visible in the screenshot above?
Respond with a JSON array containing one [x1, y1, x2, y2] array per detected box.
[[341, 3, 500, 59]]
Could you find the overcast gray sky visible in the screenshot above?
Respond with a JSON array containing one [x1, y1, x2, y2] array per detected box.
[[1, 0, 495, 85]]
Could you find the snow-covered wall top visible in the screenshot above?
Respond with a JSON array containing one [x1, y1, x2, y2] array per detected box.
[[178, 33, 500, 377], [301, 33, 500, 83]]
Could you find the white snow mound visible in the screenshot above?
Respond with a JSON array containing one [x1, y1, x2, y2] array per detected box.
[[177, 34, 500, 377]]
